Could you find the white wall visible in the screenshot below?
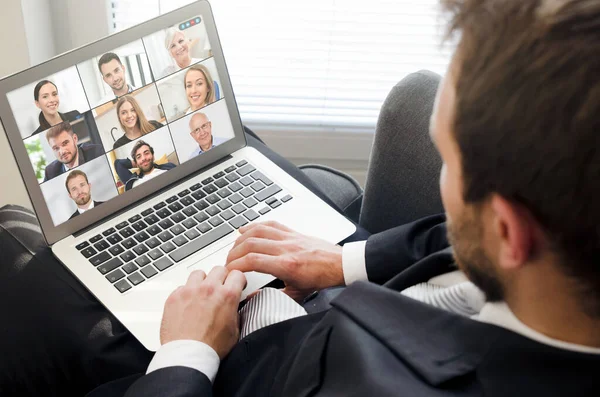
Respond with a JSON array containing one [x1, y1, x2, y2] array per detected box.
[[21, 0, 56, 66]]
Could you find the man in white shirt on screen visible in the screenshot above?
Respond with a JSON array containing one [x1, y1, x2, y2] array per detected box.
[[97, 53, 138, 106], [188, 112, 226, 160], [65, 170, 103, 220], [113, 140, 176, 191]]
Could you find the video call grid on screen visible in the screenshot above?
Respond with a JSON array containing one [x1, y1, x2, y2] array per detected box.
[[5, 15, 236, 227]]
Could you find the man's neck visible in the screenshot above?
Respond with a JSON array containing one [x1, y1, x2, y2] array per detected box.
[[199, 137, 213, 152], [65, 150, 80, 170], [141, 165, 156, 176], [78, 199, 92, 211], [113, 84, 129, 97]]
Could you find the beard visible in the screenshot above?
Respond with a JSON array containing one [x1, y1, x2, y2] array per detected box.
[[59, 145, 77, 164], [75, 193, 91, 206], [139, 161, 154, 173], [447, 207, 505, 302]]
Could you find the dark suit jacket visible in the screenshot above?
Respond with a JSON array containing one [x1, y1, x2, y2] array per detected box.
[[88, 215, 600, 396], [43, 143, 105, 182], [68, 201, 104, 220]]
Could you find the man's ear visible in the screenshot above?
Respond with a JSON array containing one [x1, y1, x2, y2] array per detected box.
[[72, 133, 79, 146], [490, 195, 537, 271]]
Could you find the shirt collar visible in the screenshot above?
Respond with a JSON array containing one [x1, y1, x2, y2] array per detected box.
[[77, 199, 95, 214]]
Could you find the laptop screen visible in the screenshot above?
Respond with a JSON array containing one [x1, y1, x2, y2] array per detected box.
[[5, 13, 236, 228]]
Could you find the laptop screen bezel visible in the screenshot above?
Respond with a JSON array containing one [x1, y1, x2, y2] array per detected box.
[[0, 0, 247, 245]]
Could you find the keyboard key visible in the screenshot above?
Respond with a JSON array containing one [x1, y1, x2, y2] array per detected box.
[[183, 218, 198, 229], [170, 224, 234, 263], [89, 234, 102, 244], [107, 233, 123, 245], [109, 245, 125, 256], [206, 206, 221, 216], [114, 279, 132, 293], [103, 227, 116, 237], [134, 231, 150, 243], [251, 171, 273, 186], [80, 247, 97, 258], [135, 255, 151, 267], [155, 257, 174, 271], [106, 269, 125, 283], [141, 265, 158, 278], [270, 200, 282, 208], [232, 204, 246, 214], [183, 206, 198, 217], [243, 197, 258, 208], [128, 272, 145, 286], [190, 183, 202, 191], [115, 221, 129, 230], [122, 262, 138, 274], [166, 195, 178, 204], [197, 222, 212, 234], [168, 202, 184, 213], [214, 178, 228, 189], [229, 193, 243, 204], [146, 237, 161, 249], [244, 209, 260, 221], [141, 208, 154, 217], [158, 231, 174, 242], [122, 238, 136, 249], [240, 176, 253, 186], [98, 258, 123, 274], [235, 160, 248, 167], [237, 164, 256, 176], [178, 189, 190, 197], [255, 184, 282, 202], [132, 221, 147, 232], [220, 209, 235, 221], [213, 171, 225, 179], [209, 216, 224, 227], [173, 235, 188, 247], [218, 200, 232, 210], [229, 216, 248, 229], [159, 219, 175, 230], [266, 197, 277, 205], [240, 188, 254, 198], [202, 177, 214, 185], [281, 194, 293, 203], [226, 173, 240, 182], [217, 188, 232, 198], [250, 181, 266, 192], [229, 181, 242, 192], [128, 214, 141, 223], [147, 225, 161, 236], [120, 250, 136, 263], [170, 224, 186, 236], [144, 214, 160, 225], [97, 257, 123, 274], [206, 194, 220, 205], [156, 208, 172, 219], [133, 244, 149, 256], [94, 240, 109, 252], [170, 212, 186, 223], [194, 200, 209, 211], [203, 184, 218, 194], [153, 202, 166, 210], [192, 190, 207, 200], [225, 165, 236, 173], [194, 212, 209, 223], [185, 229, 200, 240], [76, 241, 90, 250], [259, 207, 271, 215], [148, 249, 164, 260], [120, 227, 135, 238], [161, 242, 176, 253], [180, 196, 195, 207]]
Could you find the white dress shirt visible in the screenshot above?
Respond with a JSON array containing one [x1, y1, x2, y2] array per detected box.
[[76, 199, 95, 214]]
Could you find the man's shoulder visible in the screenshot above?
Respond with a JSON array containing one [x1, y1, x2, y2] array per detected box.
[[44, 160, 62, 179], [79, 143, 105, 159], [156, 162, 176, 170], [69, 210, 79, 220]]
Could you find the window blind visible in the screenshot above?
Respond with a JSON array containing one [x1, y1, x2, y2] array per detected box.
[[110, 0, 453, 133]]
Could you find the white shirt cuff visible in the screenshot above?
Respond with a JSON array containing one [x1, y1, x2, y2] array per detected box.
[[146, 340, 220, 383], [342, 240, 368, 285]]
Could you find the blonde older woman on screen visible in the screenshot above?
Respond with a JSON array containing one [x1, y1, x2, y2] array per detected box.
[[161, 28, 203, 77], [184, 64, 217, 115], [113, 95, 163, 149]]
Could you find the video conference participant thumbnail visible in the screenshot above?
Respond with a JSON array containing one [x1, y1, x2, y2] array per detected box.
[[43, 121, 104, 182], [97, 53, 138, 105], [187, 112, 226, 159], [113, 95, 163, 149], [114, 140, 176, 191], [33, 80, 82, 135], [65, 170, 104, 219]]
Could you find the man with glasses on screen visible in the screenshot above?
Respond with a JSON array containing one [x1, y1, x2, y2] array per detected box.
[[97, 53, 138, 105], [188, 112, 226, 160], [65, 170, 103, 220]]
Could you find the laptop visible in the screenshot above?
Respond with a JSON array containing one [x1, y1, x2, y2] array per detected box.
[[0, 0, 355, 351]]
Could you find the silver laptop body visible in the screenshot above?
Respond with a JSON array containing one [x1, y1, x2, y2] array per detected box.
[[0, 0, 355, 351]]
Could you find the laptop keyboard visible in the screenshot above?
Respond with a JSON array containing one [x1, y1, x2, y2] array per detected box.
[[74, 160, 294, 294]]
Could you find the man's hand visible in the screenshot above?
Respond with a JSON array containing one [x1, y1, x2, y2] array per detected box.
[[160, 266, 246, 359], [226, 221, 344, 301]]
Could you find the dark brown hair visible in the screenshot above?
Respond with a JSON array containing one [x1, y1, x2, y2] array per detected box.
[[65, 170, 89, 193], [442, 0, 600, 315], [46, 121, 74, 141], [130, 140, 154, 160]]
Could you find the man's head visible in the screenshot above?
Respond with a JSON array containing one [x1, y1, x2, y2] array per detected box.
[[432, 0, 600, 316], [65, 170, 91, 207], [98, 53, 127, 93], [131, 140, 155, 173], [46, 121, 79, 166], [189, 113, 213, 150]]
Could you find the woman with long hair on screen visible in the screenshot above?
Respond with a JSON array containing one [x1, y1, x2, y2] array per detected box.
[[161, 28, 203, 77], [184, 64, 217, 115], [113, 95, 163, 149], [33, 80, 80, 134]]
